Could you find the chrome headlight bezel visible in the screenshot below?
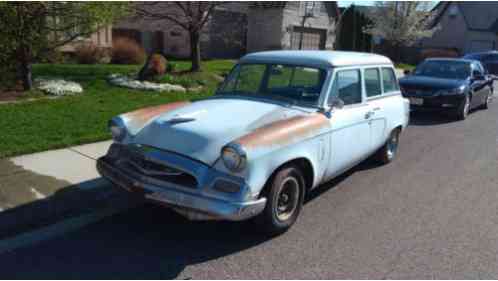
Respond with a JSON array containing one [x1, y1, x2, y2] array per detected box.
[[221, 143, 247, 172], [108, 119, 127, 142]]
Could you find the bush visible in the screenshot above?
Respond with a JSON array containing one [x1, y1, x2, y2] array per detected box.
[[419, 48, 460, 60], [167, 62, 178, 73], [74, 42, 110, 64], [111, 37, 146, 65]]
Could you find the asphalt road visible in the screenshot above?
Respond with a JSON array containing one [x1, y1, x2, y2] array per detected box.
[[1, 91, 497, 279]]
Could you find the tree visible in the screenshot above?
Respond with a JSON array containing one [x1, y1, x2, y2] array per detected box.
[[364, 2, 438, 62], [134, 2, 221, 72], [0, 2, 129, 91]]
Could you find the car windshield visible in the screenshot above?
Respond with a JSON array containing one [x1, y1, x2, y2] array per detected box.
[[216, 63, 327, 107], [413, 60, 470, 80]]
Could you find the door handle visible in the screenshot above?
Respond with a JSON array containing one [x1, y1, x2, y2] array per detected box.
[[365, 111, 374, 119], [372, 107, 381, 111]]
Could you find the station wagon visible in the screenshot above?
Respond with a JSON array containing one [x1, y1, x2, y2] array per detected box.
[[97, 51, 410, 233]]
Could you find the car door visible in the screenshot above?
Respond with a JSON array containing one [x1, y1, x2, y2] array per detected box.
[[363, 67, 387, 151], [470, 62, 487, 107], [323, 68, 372, 180]]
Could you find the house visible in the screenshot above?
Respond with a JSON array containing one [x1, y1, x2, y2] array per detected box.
[[58, 26, 113, 53], [422, 1, 498, 55], [113, 1, 339, 59]]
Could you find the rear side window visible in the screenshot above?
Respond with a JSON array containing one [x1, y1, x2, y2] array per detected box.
[[329, 69, 362, 106], [364, 68, 382, 97], [382, 68, 399, 93]]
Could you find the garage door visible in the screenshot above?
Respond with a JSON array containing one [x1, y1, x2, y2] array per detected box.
[[469, 40, 495, 53], [290, 26, 326, 50]]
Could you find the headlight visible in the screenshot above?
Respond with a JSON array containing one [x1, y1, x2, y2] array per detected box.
[[221, 143, 247, 172], [438, 86, 466, 96], [108, 119, 127, 142]]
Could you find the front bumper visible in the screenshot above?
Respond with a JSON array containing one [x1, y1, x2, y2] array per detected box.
[[97, 150, 266, 221], [404, 94, 464, 111]]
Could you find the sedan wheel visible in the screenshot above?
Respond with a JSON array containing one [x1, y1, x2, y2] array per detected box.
[[482, 92, 491, 110], [456, 95, 470, 120], [256, 165, 304, 235]]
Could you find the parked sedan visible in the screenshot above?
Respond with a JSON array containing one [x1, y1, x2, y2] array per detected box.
[[463, 51, 498, 76], [97, 51, 409, 234], [399, 58, 493, 120]]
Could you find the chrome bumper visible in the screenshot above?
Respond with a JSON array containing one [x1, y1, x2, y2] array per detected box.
[[97, 157, 266, 221]]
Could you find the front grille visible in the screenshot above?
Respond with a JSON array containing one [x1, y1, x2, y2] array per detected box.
[[120, 147, 198, 189]]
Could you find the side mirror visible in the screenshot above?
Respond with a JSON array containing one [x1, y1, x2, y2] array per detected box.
[[329, 97, 345, 109], [472, 70, 485, 80], [403, 69, 411, 76]]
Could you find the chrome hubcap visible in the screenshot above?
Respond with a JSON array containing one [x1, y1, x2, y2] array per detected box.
[[275, 177, 299, 222], [387, 132, 399, 159], [463, 97, 470, 117]]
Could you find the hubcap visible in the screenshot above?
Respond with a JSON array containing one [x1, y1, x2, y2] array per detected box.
[[463, 97, 470, 117], [386, 132, 399, 160], [275, 177, 300, 222]]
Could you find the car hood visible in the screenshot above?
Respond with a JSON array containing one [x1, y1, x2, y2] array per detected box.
[[399, 75, 467, 91], [131, 98, 307, 165]]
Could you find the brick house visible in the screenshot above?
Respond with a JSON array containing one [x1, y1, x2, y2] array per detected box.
[[113, 1, 339, 59], [421, 1, 498, 55]]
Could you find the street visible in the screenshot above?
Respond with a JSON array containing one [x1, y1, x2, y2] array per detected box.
[[0, 92, 497, 279]]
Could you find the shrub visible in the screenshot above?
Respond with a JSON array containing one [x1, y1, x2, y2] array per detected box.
[[74, 42, 110, 64], [111, 37, 146, 65], [419, 48, 460, 60], [166, 62, 178, 73]]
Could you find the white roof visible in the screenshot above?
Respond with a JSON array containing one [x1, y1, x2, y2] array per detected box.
[[240, 50, 393, 68]]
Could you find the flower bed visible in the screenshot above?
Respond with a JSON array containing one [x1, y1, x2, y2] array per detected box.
[[35, 78, 83, 96], [108, 74, 186, 93]]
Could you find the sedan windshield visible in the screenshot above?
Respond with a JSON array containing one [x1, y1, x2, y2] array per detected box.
[[414, 60, 470, 80], [216, 63, 327, 107]]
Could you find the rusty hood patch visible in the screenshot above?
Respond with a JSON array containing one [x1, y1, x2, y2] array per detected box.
[[119, 101, 190, 135], [236, 113, 329, 149]]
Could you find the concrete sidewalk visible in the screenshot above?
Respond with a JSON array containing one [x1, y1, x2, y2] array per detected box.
[[0, 140, 138, 239]]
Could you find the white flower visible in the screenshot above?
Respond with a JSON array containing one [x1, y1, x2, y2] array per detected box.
[[35, 79, 83, 96], [107, 74, 186, 93]]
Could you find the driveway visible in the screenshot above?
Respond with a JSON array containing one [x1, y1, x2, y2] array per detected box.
[[0, 86, 497, 279]]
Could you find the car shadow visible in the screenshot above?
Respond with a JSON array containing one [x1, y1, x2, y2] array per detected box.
[[408, 111, 461, 126], [0, 156, 383, 279]]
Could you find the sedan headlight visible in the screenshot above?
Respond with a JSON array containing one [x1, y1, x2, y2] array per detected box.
[[221, 143, 247, 172], [438, 86, 466, 96], [108, 119, 127, 142]]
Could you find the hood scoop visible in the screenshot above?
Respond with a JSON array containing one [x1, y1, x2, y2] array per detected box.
[[166, 117, 196, 125]]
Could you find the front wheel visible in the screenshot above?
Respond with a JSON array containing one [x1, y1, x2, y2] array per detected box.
[[374, 128, 401, 165], [481, 91, 491, 110], [255, 165, 305, 235], [455, 94, 470, 120]]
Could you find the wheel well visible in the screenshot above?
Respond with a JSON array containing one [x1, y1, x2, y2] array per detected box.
[[261, 158, 315, 197]]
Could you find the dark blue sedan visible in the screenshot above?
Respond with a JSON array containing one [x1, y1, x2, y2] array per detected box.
[[399, 58, 493, 120]]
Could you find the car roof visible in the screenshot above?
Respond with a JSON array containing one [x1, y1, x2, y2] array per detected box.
[[425, 58, 475, 64], [464, 51, 498, 56], [239, 50, 393, 68]]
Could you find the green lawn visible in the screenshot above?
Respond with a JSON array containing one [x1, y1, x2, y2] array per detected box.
[[395, 63, 416, 71], [0, 60, 235, 158]]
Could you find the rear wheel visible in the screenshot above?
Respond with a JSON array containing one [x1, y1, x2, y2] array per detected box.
[[481, 91, 491, 110], [374, 128, 401, 165], [255, 165, 305, 235]]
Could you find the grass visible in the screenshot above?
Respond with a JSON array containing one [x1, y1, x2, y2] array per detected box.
[[395, 63, 416, 71], [0, 60, 235, 158]]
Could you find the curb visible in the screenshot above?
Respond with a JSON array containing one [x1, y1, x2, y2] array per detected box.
[[0, 181, 141, 241]]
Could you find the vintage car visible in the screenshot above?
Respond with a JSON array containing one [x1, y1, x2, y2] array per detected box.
[[97, 51, 410, 233], [399, 58, 493, 120]]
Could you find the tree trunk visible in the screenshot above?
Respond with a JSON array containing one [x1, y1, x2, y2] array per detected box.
[[19, 48, 33, 91], [190, 30, 201, 72]]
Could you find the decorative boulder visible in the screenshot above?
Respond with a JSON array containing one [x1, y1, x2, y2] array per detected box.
[[138, 54, 168, 81]]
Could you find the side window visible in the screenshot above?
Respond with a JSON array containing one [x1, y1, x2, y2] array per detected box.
[[364, 68, 382, 97], [382, 67, 400, 93], [328, 69, 362, 106]]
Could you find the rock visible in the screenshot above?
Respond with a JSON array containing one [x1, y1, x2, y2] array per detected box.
[[138, 54, 168, 81]]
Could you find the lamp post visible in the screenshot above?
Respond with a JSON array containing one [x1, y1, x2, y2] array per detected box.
[[298, 1, 315, 50]]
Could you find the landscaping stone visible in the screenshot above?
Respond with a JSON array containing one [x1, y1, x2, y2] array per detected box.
[[107, 74, 186, 93], [35, 78, 83, 96]]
